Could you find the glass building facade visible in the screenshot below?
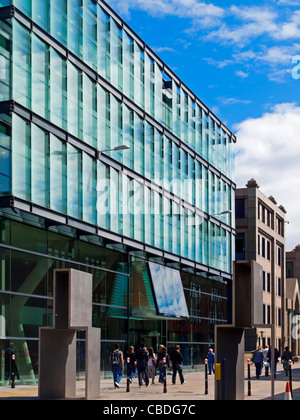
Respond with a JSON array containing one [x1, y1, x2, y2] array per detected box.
[[0, 0, 236, 385]]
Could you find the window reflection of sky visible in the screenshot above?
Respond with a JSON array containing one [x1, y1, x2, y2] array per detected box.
[[148, 262, 189, 318]]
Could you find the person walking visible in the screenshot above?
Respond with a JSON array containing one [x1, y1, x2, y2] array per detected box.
[[267, 346, 280, 379], [170, 345, 185, 385], [147, 347, 157, 384], [263, 345, 270, 376], [109, 344, 124, 389], [157, 346, 170, 384], [207, 348, 215, 375], [253, 346, 264, 379], [135, 344, 150, 388], [282, 346, 294, 377], [126, 346, 136, 383]]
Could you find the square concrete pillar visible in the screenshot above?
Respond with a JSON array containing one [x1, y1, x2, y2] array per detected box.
[[215, 326, 245, 401], [38, 269, 100, 400], [86, 327, 101, 400], [54, 269, 93, 330], [38, 328, 77, 400]]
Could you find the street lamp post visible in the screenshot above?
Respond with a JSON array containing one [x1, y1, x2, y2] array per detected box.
[[97, 144, 130, 159], [211, 210, 232, 217], [51, 144, 130, 159]]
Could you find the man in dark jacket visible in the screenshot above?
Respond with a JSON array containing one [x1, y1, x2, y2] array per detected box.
[[281, 346, 294, 376], [267, 347, 280, 379], [135, 344, 150, 388], [170, 345, 186, 385]]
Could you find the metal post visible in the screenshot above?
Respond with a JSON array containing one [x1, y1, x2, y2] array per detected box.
[[289, 359, 293, 398], [11, 353, 15, 389], [126, 357, 130, 392], [247, 359, 251, 396], [126, 377, 130, 393], [271, 325, 275, 400], [163, 376, 167, 394], [163, 358, 167, 393], [205, 359, 208, 395], [271, 238, 276, 402]]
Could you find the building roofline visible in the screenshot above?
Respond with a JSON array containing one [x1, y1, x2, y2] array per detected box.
[[236, 180, 287, 217]]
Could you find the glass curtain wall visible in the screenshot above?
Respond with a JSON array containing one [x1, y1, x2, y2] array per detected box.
[[0, 5, 235, 274], [5, 1, 234, 178]]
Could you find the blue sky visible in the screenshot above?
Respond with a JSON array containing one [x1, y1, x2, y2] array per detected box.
[[107, 0, 300, 250]]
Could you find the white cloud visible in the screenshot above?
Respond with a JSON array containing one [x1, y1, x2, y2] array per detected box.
[[276, 0, 300, 6], [275, 11, 300, 40], [218, 97, 252, 105], [108, 0, 224, 25], [234, 103, 300, 250], [207, 6, 300, 46], [206, 44, 300, 82], [207, 5, 278, 47], [152, 46, 178, 54], [256, 45, 298, 65], [235, 70, 250, 78]]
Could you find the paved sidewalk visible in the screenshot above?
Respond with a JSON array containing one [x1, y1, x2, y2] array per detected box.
[[244, 362, 300, 401], [0, 363, 299, 400]]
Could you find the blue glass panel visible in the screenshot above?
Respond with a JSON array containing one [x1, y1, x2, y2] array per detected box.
[[31, 125, 49, 207], [0, 1, 11, 6], [12, 114, 31, 200], [83, 0, 97, 70], [13, 0, 31, 17], [12, 21, 31, 108], [0, 121, 11, 196], [32, 0, 50, 32], [0, 23, 11, 101], [50, 0, 67, 47], [68, 0, 82, 58]]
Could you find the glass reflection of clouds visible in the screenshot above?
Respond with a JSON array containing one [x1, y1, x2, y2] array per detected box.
[[148, 262, 189, 319]]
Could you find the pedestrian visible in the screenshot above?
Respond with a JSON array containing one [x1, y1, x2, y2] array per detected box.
[[109, 344, 124, 389], [126, 346, 136, 383], [135, 344, 150, 388], [170, 345, 186, 385], [267, 346, 280, 379], [253, 346, 264, 379], [157, 346, 170, 384], [148, 347, 157, 384], [263, 345, 270, 376], [207, 348, 215, 375], [281, 346, 293, 377]]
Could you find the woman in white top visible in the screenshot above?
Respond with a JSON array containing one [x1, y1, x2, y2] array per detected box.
[[148, 347, 157, 384]]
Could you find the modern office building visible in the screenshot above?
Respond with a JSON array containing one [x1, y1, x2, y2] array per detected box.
[[235, 179, 286, 351], [0, 0, 236, 385]]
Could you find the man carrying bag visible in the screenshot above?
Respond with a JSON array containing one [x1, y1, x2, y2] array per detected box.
[[109, 344, 124, 389]]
